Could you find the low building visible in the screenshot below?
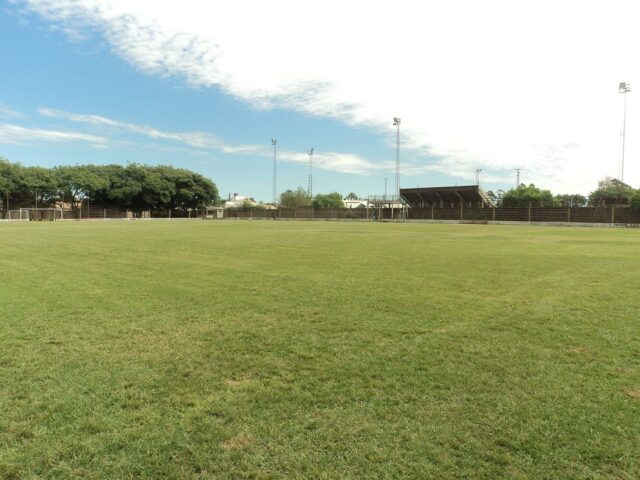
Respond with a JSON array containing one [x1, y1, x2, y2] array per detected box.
[[344, 198, 369, 209]]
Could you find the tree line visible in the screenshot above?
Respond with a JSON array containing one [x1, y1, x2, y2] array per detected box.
[[279, 188, 345, 209], [487, 178, 640, 208], [0, 159, 219, 213]]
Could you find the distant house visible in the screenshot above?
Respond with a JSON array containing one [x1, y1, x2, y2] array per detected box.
[[224, 193, 254, 209], [344, 198, 369, 209], [224, 193, 276, 209]]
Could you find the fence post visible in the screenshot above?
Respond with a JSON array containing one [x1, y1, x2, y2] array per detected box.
[[492, 207, 496, 222], [460, 203, 463, 222], [611, 206, 615, 225], [528, 202, 532, 223], [104, 208, 107, 219], [567, 207, 571, 223], [431, 204, 434, 220]]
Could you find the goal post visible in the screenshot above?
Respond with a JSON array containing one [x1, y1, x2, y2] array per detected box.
[[7, 208, 64, 221], [6, 209, 28, 221]]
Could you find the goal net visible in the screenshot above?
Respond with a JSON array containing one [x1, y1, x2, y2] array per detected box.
[[7, 208, 64, 221]]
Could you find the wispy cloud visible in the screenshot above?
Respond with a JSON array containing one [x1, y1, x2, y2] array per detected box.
[[37, 107, 380, 175], [0, 103, 28, 120], [38, 107, 224, 149], [0, 123, 107, 146], [278, 151, 390, 176]]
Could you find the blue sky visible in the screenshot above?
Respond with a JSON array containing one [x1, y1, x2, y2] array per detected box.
[[1, 1, 638, 199]]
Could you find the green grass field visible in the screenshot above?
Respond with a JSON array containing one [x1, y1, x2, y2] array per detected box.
[[1, 221, 639, 479]]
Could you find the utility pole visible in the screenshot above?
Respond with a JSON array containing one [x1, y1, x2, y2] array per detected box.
[[271, 139, 277, 204], [516, 169, 522, 189], [384, 178, 388, 197], [307, 148, 314, 198], [475, 169, 482, 186], [619, 82, 631, 182]]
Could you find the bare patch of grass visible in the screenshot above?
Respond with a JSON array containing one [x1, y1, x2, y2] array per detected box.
[[625, 389, 640, 400], [222, 433, 253, 450]]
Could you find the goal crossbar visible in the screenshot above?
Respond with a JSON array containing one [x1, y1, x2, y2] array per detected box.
[[7, 208, 64, 221]]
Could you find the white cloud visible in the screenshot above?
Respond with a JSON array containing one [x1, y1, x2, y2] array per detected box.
[[17, 0, 640, 192], [0, 103, 27, 120], [0, 123, 107, 146], [38, 107, 375, 174], [279, 151, 390, 176], [38, 107, 224, 148]]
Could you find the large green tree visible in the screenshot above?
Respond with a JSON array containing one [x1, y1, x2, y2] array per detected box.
[[312, 192, 345, 209], [0, 158, 18, 210], [0, 165, 60, 209], [589, 177, 635, 206], [54, 165, 108, 210], [486, 189, 505, 207], [501, 184, 554, 207], [554, 194, 588, 207], [280, 187, 311, 208]]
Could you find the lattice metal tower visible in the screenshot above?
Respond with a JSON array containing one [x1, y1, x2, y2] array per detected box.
[[308, 148, 314, 197], [619, 82, 631, 182], [271, 139, 277, 204], [393, 118, 401, 197]]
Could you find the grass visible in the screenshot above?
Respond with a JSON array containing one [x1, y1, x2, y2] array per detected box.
[[1, 220, 639, 479]]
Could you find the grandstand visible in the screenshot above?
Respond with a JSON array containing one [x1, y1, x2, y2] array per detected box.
[[400, 185, 495, 208]]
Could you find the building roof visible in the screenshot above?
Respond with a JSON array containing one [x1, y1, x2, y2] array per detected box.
[[400, 185, 495, 207]]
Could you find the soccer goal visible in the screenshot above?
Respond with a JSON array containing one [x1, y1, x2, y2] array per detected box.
[[7, 208, 64, 221]]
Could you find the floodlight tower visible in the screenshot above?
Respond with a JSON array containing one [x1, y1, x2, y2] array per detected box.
[[516, 169, 522, 188], [475, 169, 482, 186], [619, 82, 631, 182], [271, 139, 277, 204], [393, 117, 401, 197], [308, 148, 314, 198]]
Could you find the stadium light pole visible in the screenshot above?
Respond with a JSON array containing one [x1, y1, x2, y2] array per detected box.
[[384, 178, 388, 197], [619, 82, 631, 182], [516, 169, 522, 188], [475, 169, 482, 186], [393, 118, 401, 198], [271, 139, 277, 204]]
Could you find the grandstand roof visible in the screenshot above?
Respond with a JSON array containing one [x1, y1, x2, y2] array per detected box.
[[400, 185, 495, 207]]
